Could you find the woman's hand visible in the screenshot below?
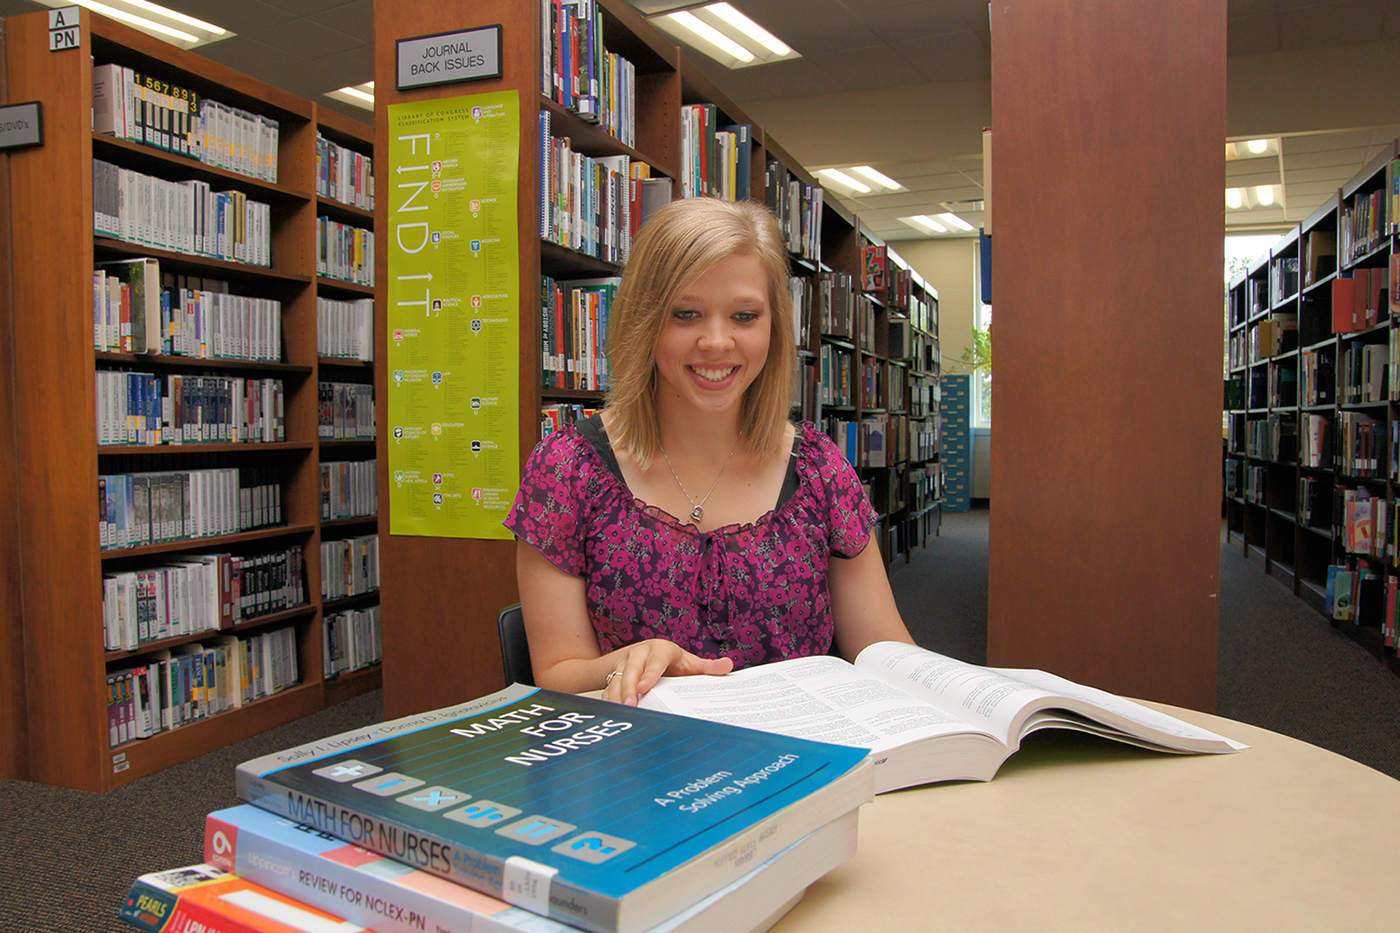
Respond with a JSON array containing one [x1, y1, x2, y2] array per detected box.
[[600, 639, 733, 706]]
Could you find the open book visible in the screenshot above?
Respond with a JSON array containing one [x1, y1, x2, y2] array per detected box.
[[639, 642, 1247, 794]]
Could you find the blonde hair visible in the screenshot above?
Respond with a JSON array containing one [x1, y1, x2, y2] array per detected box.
[[604, 198, 795, 468]]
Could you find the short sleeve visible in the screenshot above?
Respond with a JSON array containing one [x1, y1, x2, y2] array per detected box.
[[805, 427, 879, 559], [503, 430, 588, 577]]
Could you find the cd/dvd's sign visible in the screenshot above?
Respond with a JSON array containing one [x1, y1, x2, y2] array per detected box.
[[0, 102, 43, 152], [397, 26, 503, 90]]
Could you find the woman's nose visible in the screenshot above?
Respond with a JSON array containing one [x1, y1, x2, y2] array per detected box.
[[697, 318, 733, 349]]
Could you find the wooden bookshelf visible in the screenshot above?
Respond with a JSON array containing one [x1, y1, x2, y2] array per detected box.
[[314, 106, 383, 697], [373, 0, 942, 717], [1225, 137, 1400, 677], [4, 8, 379, 790]]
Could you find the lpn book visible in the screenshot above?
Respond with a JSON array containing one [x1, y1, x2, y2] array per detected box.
[[235, 683, 871, 933]]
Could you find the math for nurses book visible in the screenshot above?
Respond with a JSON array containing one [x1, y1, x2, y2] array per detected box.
[[234, 683, 872, 933], [205, 803, 857, 933]]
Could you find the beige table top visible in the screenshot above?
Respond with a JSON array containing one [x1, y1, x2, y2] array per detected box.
[[776, 703, 1399, 933]]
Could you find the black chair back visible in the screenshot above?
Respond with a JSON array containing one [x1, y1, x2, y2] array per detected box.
[[497, 603, 534, 686]]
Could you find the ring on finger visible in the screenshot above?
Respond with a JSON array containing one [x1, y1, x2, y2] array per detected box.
[[605, 671, 624, 686]]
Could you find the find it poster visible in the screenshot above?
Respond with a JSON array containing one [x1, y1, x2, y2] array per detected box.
[[386, 91, 519, 538]]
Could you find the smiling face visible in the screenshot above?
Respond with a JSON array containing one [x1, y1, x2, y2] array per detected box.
[[653, 251, 772, 425]]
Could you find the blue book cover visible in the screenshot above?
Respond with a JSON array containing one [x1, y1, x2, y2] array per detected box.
[[204, 803, 857, 933], [234, 683, 871, 933]]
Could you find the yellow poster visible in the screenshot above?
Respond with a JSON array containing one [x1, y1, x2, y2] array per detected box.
[[386, 92, 519, 538]]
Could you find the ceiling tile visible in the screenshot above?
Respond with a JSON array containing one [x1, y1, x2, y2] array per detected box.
[[167, 0, 298, 36], [1229, 0, 1281, 18], [1227, 13, 1282, 54], [891, 31, 992, 83], [863, 1, 989, 43], [734, 0, 879, 56], [1277, 0, 1388, 49], [308, 0, 373, 42], [269, 44, 374, 98], [265, 0, 356, 14], [245, 16, 362, 56], [194, 35, 288, 82], [723, 56, 851, 99]]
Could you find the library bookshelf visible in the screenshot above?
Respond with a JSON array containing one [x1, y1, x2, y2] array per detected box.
[[4, 8, 380, 791], [373, 0, 945, 717], [1224, 138, 1400, 677]]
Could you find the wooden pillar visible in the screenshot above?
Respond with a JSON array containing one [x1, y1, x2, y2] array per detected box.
[[0, 17, 30, 780], [373, 0, 538, 716], [987, 0, 1226, 710]]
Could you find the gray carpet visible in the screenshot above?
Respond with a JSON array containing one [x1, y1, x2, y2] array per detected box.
[[4, 503, 1399, 931]]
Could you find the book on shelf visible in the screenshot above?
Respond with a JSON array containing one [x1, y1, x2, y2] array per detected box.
[[862, 243, 888, 295], [638, 176, 673, 230], [720, 123, 753, 201], [204, 802, 856, 933], [120, 862, 353, 933], [639, 641, 1246, 795], [95, 258, 161, 354], [234, 683, 872, 933]]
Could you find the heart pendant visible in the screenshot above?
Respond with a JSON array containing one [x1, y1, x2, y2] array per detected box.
[[690, 506, 704, 523]]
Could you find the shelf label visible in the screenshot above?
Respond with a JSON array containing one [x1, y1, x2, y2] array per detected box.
[[396, 26, 503, 90], [0, 102, 42, 151], [387, 92, 521, 539], [48, 6, 80, 51]]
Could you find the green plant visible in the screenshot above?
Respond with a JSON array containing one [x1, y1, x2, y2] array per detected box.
[[956, 326, 991, 373]]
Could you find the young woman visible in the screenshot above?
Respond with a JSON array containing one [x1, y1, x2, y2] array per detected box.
[[505, 198, 913, 705]]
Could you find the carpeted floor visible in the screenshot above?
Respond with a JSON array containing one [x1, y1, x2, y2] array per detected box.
[[4, 504, 1399, 931]]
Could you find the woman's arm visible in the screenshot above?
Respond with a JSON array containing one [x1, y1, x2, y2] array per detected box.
[[828, 538, 916, 661], [517, 540, 731, 704]]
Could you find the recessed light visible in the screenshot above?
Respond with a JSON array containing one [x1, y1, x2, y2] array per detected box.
[[900, 215, 947, 234], [936, 212, 975, 232], [667, 10, 756, 63], [708, 2, 791, 56], [851, 166, 902, 190], [816, 169, 872, 194], [35, 0, 231, 48]]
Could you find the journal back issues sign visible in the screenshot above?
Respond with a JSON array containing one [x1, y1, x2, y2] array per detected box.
[[397, 26, 503, 90]]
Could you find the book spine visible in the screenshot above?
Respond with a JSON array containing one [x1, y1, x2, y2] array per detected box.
[[120, 877, 265, 933], [207, 810, 513, 933]]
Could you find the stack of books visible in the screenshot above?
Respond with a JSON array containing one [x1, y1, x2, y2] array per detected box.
[[118, 683, 874, 933]]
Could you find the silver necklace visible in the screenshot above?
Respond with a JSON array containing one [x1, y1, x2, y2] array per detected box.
[[659, 441, 739, 524]]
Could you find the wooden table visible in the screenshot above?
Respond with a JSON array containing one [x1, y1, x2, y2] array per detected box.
[[777, 704, 1399, 932]]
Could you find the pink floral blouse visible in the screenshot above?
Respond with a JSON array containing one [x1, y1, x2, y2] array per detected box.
[[505, 415, 877, 669]]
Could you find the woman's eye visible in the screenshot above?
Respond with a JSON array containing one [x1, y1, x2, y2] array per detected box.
[[734, 311, 759, 323], [672, 309, 698, 321]]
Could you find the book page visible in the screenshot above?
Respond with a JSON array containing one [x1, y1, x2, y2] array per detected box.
[[640, 655, 994, 753], [855, 642, 1056, 745], [991, 668, 1249, 750]]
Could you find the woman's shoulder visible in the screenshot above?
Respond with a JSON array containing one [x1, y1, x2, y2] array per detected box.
[[523, 418, 602, 481], [794, 421, 845, 466]]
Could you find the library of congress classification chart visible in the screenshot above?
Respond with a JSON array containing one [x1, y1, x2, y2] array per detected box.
[[387, 92, 521, 539]]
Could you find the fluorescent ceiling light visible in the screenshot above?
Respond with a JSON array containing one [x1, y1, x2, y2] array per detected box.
[[36, 0, 232, 48], [708, 2, 791, 55], [668, 10, 755, 63], [649, 3, 800, 69], [122, 0, 226, 34], [936, 212, 975, 232], [1225, 137, 1278, 161], [816, 168, 871, 194], [1226, 188, 1244, 209], [900, 215, 948, 234], [851, 166, 902, 190], [1254, 184, 1275, 206], [326, 82, 375, 111]]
